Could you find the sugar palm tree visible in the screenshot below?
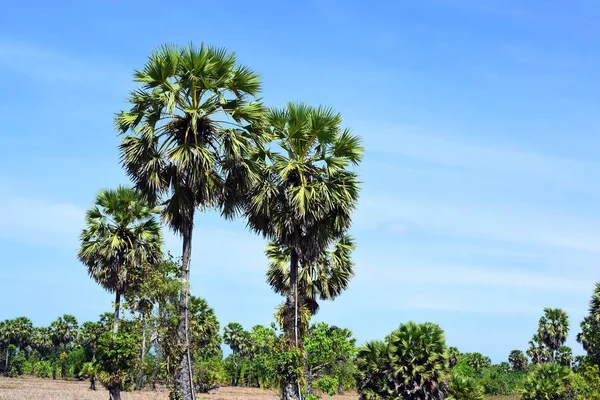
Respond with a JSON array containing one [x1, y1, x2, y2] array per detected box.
[[79, 186, 163, 335], [386, 322, 449, 400], [265, 235, 355, 317], [244, 103, 361, 400], [355, 340, 393, 400], [508, 349, 528, 372], [116, 43, 265, 400], [538, 308, 569, 363]]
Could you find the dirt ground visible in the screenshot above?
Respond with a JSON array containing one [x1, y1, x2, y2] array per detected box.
[[0, 377, 519, 400], [0, 377, 360, 400]]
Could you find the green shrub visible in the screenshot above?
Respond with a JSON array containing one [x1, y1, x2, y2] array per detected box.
[[34, 361, 52, 378], [448, 372, 485, 400], [520, 363, 577, 400], [195, 358, 226, 393], [314, 375, 339, 396]]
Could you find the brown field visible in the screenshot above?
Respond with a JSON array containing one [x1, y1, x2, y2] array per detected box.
[[0, 377, 519, 400]]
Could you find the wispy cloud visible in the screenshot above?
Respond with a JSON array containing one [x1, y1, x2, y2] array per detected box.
[[0, 197, 84, 248], [0, 39, 128, 90]]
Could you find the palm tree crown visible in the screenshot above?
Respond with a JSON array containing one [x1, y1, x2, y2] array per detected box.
[[265, 235, 355, 315], [78, 186, 163, 334]]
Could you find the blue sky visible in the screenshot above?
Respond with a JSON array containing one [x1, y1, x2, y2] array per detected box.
[[1, 0, 600, 362]]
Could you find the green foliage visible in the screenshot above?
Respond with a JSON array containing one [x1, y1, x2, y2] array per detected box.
[[460, 352, 491, 372], [314, 375, 339, 396], [508, 349, 528, 372], [96, 330, 139, 388], [195, 358, 226, 393], [520, 363, 577, 400], [356, 322, 449, 400], [578, 283, 600, 370], [274, 345, 306, 388], [447, 372, 485, 400], [33, 361, 53, 378], [478, 366, 524, 396]]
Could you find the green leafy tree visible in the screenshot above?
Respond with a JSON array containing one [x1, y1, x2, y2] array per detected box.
[[304, 323, 356, 394], [508, 349, 528, 372], [97, 330, 140, 400], [79, 186, 163, 335], [1, 317, 33, 376], [117, 43, 265, 400], [244, 103, 362, 400]]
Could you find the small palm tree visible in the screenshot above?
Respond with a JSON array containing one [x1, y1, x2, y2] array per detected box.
[[79, 186, 163, 335], [223, 322, 248, 356], [355, 340, 393, 400], [447, 372, 485, 400], [116, 43, 265, 400], [266, 235, 355, 318], [520, 363, 576, 400], [528, 334, 551, 365], [556, 346, 573, 367], [386, 322, 449, 400], [447, 347, 461, 369]]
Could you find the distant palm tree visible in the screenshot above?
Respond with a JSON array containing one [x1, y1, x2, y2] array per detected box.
[[50, 315, 78, 379], [508, 349, 528, 372], [527, 334, 551, 365], [116, 43, 265, 400], [538, 308, 569, 363], [447, 346, 461, 368], [555, 346, 573, 367], [78, 186, 163, 335], [266, 235, 355, 317]]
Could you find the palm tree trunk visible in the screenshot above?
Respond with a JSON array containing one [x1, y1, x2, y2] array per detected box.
[[281, 249, 301, 400], [176, 219, 195, 400], [113, 291, 121, 335], [136, 327, 147, 390], [4, 346, 9, 376], [108, 384, 121, 400], [150, 337, 160, 390]]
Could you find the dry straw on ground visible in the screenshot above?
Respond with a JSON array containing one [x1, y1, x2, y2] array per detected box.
[[0, 377, 358, 400], [0, 378, 517, 400]]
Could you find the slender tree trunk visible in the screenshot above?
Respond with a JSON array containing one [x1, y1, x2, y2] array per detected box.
[[113, 291, 121, 336], [136, 327, 147, 390], [281, 250, 301, 400], [175, 219, 195, 400], [4, 346, 9, 376], [150, 336, 161, 390], [90, 376, 96, 390], [108, 384, 122, 400]]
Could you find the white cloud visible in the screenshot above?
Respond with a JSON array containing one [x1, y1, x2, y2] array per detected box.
[[0, 197, 84, 248]]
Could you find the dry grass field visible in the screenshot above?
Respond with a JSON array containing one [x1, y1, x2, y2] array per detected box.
[[0, 377, 519, 400]]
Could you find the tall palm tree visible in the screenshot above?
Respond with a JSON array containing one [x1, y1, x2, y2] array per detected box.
[[244, 103, 362, 400], [538, 308, 569, 363], [116, 43, 265, 400], [79, 186, 163, 335]]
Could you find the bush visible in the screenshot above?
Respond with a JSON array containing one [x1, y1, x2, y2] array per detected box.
[[314, 375, 339, 396], [34, 361, 52, 378], [195, 358, 226, 393], [520, 363, 577, 400], [448, 373, 485, 400]]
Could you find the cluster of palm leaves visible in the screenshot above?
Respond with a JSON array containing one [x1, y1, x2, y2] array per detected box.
[[356, 322, 449, 400], [527, 308, 571, 366], [76, 42, 362, 400]]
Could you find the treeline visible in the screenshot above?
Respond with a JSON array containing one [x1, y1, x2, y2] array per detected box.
[[3, 282, 600, 399]]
